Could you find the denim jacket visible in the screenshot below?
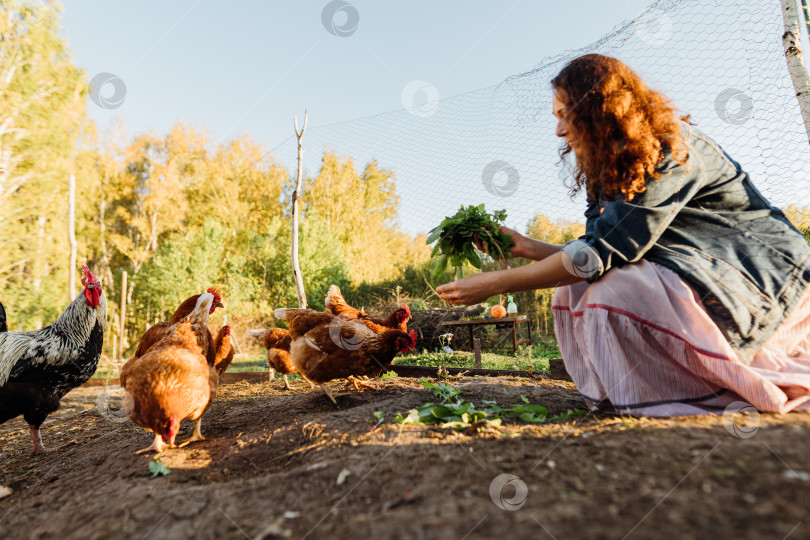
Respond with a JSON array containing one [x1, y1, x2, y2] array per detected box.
[[569, 122, 810, 364]]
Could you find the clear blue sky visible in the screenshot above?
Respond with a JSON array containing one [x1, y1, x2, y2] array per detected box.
[[60, 1, 656, 149]]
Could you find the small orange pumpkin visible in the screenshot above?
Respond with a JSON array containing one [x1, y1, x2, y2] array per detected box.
[[491, 305, 507, 318]]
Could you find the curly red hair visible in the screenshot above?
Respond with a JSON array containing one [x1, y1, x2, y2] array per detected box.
[[551, 54, 689, 201]]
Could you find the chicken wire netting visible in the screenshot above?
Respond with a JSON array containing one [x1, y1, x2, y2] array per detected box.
[[272, 0, 810, 240]]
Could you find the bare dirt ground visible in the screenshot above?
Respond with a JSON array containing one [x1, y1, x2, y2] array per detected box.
[[1, 376, 809, 540]]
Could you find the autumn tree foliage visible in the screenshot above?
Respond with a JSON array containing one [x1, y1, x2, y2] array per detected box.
[[784, 205, 810, 243], [73, 126, 438, 354], [305, 152, 431, 285]]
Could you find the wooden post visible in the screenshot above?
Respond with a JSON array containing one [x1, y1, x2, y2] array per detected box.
[[117, 270, 127, 360], [473, 338, 482, 369], [68, 174, 76, 300], [782, 0, 810, 143], [291, 111, 308, 309], [511, 320, 518, 353]]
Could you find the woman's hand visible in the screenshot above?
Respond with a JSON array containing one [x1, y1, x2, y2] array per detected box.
[[436, 271, 502, 305], [474, 225, 529, 260]]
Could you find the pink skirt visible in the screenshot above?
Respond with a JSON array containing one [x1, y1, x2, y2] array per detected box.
[[552, 260, 810, 417]]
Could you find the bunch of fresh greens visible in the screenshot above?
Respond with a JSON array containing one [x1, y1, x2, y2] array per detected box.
[[427, 204, 514, 278], [393, 380, 586, 433]]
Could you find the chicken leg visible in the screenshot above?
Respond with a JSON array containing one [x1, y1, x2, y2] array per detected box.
[[320, 383, 337, 405], [29, 425, 54, 455], [178, 418, 206, 447], [283, 374, 292, 390], [135, 434, 169, 454], [345, 375, 376, 391]]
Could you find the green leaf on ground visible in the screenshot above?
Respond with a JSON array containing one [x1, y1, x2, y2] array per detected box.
[[149, 458, 172, 478], [393, 382, 583, 432]]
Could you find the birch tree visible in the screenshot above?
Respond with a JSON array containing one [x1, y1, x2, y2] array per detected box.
[[0, 0, 87, 323]]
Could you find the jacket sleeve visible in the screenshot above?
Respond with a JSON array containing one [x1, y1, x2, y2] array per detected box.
[[566, 152, 706, 282]]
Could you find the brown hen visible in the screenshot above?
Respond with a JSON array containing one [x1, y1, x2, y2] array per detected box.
[[122, 293, 218, 453], [212, 324, 235, 377], [276, 307, 415, 403], [132, 288, 223, 364], [247, 328, 315, 390], [324, 285, 410, 333]]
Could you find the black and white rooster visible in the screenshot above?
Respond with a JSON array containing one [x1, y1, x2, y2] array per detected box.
[[0, 265, 107, 454]]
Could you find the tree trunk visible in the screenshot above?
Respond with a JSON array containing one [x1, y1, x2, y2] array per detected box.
[[782, 0, 810, 144], [68, 173, 76, 300], [291, 112, 308, 309], [98, 173, 115, 291], [118, 270, 127, 360], [32, 216, 46, 294]]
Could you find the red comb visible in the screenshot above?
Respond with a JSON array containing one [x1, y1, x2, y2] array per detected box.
[[206, 287, 221, 303], [80, 265, 97, 286], [402, 303, 410, 316]]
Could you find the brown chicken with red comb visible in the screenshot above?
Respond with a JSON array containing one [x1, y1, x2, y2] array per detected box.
[[122, 293, 218, 453], [324, 285, 410, 333], [275, 307, 415, 403], [212, 324, 235, 377]]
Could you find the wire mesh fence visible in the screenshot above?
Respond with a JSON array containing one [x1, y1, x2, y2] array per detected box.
[[271, 0, 810, 366], [273, 0, 810, 238]]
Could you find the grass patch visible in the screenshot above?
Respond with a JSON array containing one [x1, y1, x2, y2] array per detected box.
[[226, 354, 267, 373], [395, 350, 550, 374]]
